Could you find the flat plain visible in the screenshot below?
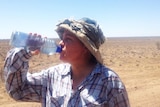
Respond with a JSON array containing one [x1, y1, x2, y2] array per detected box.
[[0, 37, 160, 107]]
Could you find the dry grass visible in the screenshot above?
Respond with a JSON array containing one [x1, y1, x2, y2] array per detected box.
[[0, 37, 160, 107]]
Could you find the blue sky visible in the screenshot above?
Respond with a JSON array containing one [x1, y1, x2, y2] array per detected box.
[[0, 0, 160, 39]]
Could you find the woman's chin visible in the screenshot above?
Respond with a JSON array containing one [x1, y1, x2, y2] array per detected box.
[[59, 55, 66, 61]]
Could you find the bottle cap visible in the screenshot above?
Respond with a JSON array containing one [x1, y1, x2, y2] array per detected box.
[[56, 46, 62, 53]]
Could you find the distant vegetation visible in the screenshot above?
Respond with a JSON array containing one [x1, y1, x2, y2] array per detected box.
[[156, 42, 160, 50]]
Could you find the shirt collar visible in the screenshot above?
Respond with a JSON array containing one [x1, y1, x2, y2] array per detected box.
[[90, 63, 103, 76]]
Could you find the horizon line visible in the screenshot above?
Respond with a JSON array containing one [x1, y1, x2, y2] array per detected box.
[[0, 36, 160, 40]]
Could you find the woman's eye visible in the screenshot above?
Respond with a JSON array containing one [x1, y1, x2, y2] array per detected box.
[[64, 38, 72, 43]]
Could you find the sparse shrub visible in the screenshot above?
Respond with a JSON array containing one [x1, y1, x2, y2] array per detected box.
[[0, 67, 4, 82], [156, 42, 160, 50]]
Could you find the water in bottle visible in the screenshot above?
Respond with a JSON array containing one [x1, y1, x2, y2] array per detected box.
[[10, 31, 62, 55]]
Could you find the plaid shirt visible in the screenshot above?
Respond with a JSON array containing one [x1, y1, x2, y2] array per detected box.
[[4, 48, 130, 107]]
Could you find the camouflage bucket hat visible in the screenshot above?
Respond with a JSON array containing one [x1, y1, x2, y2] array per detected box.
[[55, 17, 106, 64]]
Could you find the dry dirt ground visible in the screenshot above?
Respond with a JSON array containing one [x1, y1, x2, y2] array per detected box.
[[0, 37, 160, 107]]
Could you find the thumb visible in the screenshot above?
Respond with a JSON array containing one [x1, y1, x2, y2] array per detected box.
[[30, 49, 40, 56]]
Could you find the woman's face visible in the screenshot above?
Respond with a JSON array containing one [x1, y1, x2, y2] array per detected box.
[[59, 30, 86, 63]]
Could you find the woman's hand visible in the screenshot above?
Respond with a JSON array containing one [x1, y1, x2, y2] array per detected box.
[[26, 33, 44, 51], [30, 49, 40, 56]]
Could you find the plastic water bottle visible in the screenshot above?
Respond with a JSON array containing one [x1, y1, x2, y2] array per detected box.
[[10, 31, 62, 55]]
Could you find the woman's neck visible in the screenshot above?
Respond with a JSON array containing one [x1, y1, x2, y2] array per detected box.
[[71, 61, 96, 90]]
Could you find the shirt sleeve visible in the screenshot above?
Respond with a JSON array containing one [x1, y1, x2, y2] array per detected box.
[[106, 80, 130, 107], [4, 48, 43, 102], [105, 89, 130, 107], [102, 68, 130, 107]]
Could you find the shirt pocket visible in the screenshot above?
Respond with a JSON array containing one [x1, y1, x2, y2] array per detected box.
[[80, 89, 106, 107], [50, 96, 65, 107]]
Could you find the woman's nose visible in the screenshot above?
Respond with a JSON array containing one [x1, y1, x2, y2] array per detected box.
[[59, 40, 64, 47]]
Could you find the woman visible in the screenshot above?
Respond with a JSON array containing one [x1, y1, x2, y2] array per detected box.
[[4, 17, 130, 107]]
